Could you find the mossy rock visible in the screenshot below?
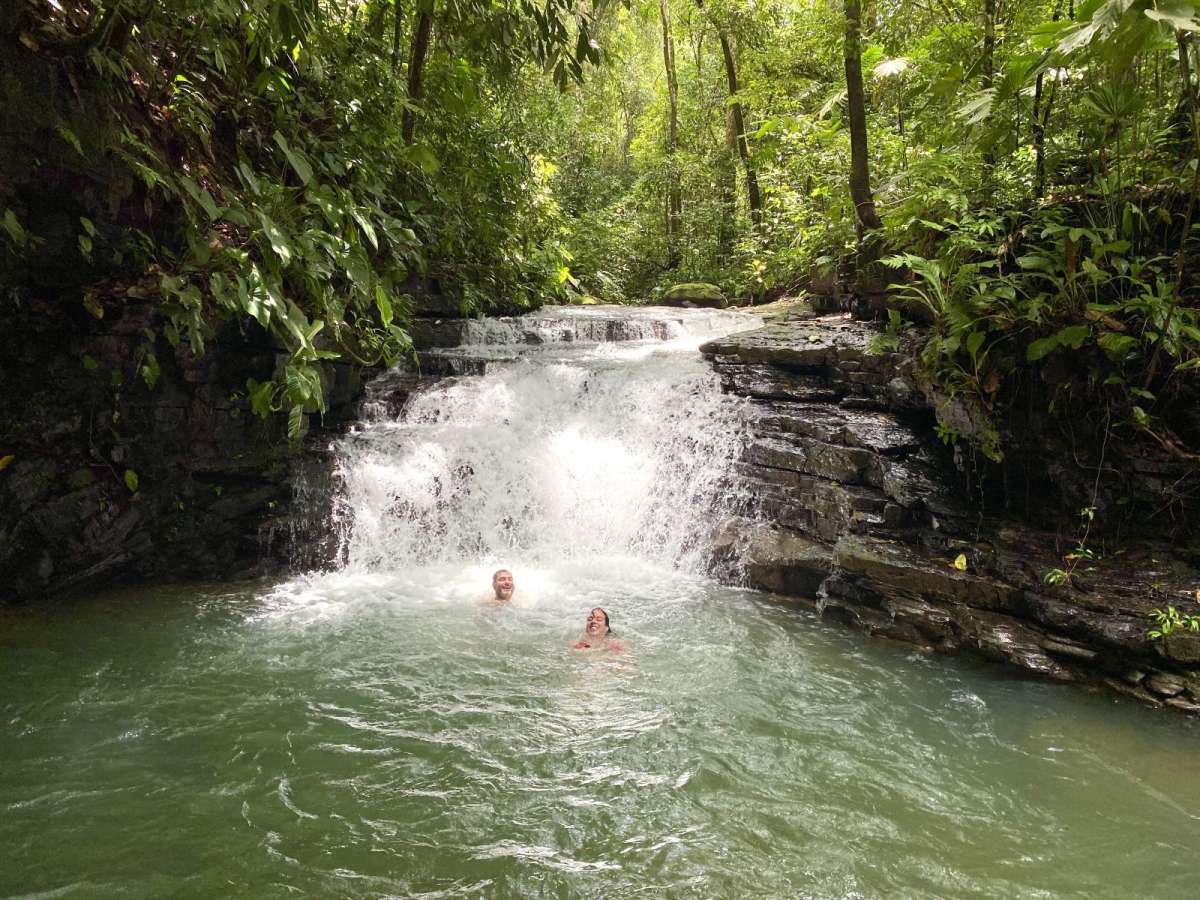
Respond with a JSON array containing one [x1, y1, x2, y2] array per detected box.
[[660, 282, 728, 309]]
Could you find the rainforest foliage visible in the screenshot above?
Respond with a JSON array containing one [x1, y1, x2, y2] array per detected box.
[[4, 0, 1200, 459]]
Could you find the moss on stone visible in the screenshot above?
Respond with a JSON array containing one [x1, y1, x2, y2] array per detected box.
[[661, 283, 728, 308]]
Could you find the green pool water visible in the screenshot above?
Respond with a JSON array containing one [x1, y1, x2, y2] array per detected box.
[[3, 560, 1198, 899]]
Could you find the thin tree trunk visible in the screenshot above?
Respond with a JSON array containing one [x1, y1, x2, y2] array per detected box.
[[981, 0, 996, 169], [402, 4, 434, 145], [659, 0, 682, 267], [392, 0, 403, 71], [844, 0, 882, 232], [1032, 2, 1062, 198], [719, 109, 738, 252], [982, 0, 995, 90], [717, 31, 763, 228]]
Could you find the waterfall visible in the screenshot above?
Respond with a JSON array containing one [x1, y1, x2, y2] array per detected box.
[[328, 306, 759, 574]]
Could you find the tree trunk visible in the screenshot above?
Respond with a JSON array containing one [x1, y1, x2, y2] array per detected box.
[[1032, 3, 1062, 198], [659, 0, 682, 267], [982, 0, 995, 90], [392, 0, 404, 71], [717, 31, 763, 229], [402, 4, 434, 145], [843, 0, 882, 232], [719, 109, 738, 252], [981, 0, 997, 169]]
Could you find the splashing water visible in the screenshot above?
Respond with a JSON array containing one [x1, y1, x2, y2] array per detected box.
[[6, 307, 1200, 899], [331, 307, 759, 574]]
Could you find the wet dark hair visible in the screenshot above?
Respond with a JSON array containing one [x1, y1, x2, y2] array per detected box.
[[492, 569, 512, 582]]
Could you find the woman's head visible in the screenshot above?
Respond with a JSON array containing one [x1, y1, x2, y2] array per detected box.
[[586, 607, 610, 637]]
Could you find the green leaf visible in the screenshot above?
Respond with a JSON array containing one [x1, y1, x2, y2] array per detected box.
[[1016, 254, 1056, 272], [350, 208, 378, 251], [56, 123, 84, 157], [123, 468, 139, 493], [1056, 324, 1091, 349], [255, 212, 293, 265], [2, 209, 26, 245], [287, 404, 304, 440], [1027, 336, 1060, 361], [247, 378, 277, 418], [0, 454, 15, 471], [966, 331, 986, 362], [177, 175, 221, 221], [406, 143, 440, 173], [83, 291, 103, 319], [237, 161, 261, 194], [1097, 332, 1138, 361], [953, 553, 968, 571], [140, 353, 160, 389], [375, 286, 394, 330], [957, 89, 996, 125], [273, 131, 313, 185]]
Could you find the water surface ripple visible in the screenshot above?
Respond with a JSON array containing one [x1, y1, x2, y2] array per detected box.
[[4, 569, 1200, 899], [5, 312, 1200, 898]]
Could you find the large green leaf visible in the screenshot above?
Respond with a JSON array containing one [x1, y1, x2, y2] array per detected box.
[[273, 131, 314, 185], [255, 212, 294, 265]]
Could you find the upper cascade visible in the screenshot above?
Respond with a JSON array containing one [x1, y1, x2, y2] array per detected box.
[[330, 305, 762, 573], [456, 304, 756, 346]]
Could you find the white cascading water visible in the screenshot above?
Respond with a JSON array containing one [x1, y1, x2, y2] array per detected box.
[[329, 306, 759, 574]]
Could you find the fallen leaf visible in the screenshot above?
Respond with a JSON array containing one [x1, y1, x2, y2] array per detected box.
[[0, 454, 14, 471], [953, 553, 968, 571]]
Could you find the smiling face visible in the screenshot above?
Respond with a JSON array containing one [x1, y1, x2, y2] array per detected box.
[[492, 570, 515, 601], [586, 608, 609, 637]]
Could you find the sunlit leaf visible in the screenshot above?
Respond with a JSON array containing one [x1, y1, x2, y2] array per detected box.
[[873, 57, 910, 78]]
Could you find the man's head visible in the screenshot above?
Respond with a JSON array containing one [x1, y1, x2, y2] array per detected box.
[[492, 569, 515, 601]]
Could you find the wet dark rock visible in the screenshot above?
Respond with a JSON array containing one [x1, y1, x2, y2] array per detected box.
[[1164, 696, 1200, 712], [0, 295, 364, 603], [704, 310, 1200, 715], [1160, 632, 1200, 663], [1146, 673, 1186, 696], [410, 318, 470, 349]]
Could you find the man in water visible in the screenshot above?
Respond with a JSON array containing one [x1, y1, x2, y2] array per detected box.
[[573, 607, 624, 651], [491, 569, 515, 603]]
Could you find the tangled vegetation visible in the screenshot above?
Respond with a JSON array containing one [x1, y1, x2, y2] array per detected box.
[[2, 0, 600, 434], [4, 0, 1200, 480]]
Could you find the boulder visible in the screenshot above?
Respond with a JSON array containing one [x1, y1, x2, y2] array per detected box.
[[660, 283, 728, 309]]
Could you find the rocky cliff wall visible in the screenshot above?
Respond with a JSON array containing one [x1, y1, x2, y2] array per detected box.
[[703, 312, 1200, 714], [0, 295, 364, 603]]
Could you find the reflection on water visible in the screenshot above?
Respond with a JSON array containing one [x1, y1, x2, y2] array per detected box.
[[3, 565, 1200, 899]]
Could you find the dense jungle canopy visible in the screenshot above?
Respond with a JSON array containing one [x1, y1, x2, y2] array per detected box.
[[3, 0, 1200, 468]]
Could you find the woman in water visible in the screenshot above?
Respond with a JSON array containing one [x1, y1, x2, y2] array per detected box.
[[573, 607, 625, 651]]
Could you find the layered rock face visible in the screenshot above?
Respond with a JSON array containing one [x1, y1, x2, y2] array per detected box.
[[0, 296, 363, 602], [703, 313, 1200, 714]]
